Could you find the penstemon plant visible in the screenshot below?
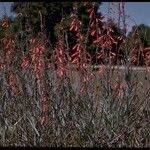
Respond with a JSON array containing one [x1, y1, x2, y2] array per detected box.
[[0, 2, 149, 147]]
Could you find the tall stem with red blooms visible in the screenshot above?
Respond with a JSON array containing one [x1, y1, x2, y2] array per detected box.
[[69, 3, 94, 93], [53, 32, 68, 78], [52, 28, 70, 94], [86, 3, 124, 67], [28, 33, 48, 126], [1, 36, 19, 96]]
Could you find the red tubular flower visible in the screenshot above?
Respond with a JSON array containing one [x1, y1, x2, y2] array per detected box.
[[42, 102, 49, 112], [58, 67, 65, 77], [40, 115, 49, 125], [91, 30, 96, 36], [21, 57, 30, 69], [96, 66, 107, 75], [53, 37, 68, 77]]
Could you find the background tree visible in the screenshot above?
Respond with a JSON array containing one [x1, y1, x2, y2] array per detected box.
[[0, 2, 125, 66], [126, 24, 150, 66], [10, 2, 102, 62], [128, 24, 150, 48], [10, 2, 101, 47]]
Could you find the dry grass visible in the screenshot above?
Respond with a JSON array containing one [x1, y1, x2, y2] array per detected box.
[[0, 63, 149, 147]]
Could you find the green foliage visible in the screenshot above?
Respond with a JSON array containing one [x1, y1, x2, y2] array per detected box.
[[10, 2, 101, 47], [11, 2, 75, 45], [127, 24, 150, 47]]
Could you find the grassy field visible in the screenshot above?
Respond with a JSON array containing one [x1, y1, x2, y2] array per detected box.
[[0, 64, 149, 147]]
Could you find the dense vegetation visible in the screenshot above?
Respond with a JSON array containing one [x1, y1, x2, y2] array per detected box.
[[0, 2, 149, 147]]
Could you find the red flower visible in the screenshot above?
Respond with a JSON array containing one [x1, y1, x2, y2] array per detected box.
[[21, 57, 29, 69], [40, 115, 49, 125]]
